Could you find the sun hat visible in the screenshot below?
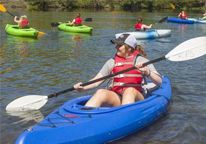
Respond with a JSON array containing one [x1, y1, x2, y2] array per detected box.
[[110, 34, 137, 49]]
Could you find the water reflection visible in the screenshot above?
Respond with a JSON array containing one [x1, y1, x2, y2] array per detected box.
[[179, 24, 187, 35], [6, 110, 44, 123]]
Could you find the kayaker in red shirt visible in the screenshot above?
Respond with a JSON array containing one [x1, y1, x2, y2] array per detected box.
[[74, 34, 162, 107], [69, 13, 83, 26], [14, 15, 29, 29], [135, 18, 152, 31], [178, 11, 187, 19]]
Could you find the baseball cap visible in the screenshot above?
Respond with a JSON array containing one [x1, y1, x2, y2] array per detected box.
[[111, 34, 137, 49]]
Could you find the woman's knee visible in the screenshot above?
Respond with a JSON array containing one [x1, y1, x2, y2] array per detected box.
[[94, 89, 109, 100]]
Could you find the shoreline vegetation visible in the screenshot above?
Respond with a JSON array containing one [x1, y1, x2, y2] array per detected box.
[[0, 0, 206, 11]]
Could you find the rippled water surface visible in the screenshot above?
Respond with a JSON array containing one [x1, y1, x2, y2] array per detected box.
[[0, 8, 206, 144]]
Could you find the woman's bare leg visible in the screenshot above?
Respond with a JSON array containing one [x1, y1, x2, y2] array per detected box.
[[121, 87, 144, 105], [85, 89, 121, 107]]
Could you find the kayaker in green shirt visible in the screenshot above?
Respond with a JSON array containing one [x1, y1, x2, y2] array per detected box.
[[200, 13, 206, 20], [74, 34, 162, 107]]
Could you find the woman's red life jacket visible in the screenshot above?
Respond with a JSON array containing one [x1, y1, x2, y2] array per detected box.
[[135, 23, 145, 31], [180, 13, 187, 19], [74, 18, 82, 26], [21, 20, 29, 28], [109, 51, 143, 94]]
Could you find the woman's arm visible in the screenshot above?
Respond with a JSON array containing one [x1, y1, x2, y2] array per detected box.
[[136, 63, 162, 85], [69, 19, 75, 25], [142, 24, 152, 29], [74, 72, 105, 92], [14, 16, 20, 23]]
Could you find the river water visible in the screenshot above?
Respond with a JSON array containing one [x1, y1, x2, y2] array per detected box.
[[0, 8, 206, 144]]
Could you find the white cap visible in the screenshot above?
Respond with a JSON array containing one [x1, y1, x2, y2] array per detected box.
[[111, 34, 137, 49]]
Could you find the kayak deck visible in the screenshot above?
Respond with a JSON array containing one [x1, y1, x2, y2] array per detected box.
[[5, 24, 39, 38], [188, 18, 206, 24], [58, 22, 93, 33], [15, 76, 171, 144], [115, 29, 171, 39], [167, 17, 194, 24]]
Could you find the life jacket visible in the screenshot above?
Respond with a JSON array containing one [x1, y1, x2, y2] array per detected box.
[[109, 51, 143, 94], [74, 18, 82, 26], [180, 14, 187, 19], [135, 23, 145, 31], [21, 20, 29, 28]]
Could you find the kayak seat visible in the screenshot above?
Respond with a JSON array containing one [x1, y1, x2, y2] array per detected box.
[[142, 82, 160, 98]]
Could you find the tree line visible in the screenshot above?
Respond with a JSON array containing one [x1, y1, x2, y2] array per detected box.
[[5, 0, 206, 10]]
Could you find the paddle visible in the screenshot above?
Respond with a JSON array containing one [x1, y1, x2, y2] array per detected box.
[[169, 3, 175, 10], [0, 4, 46, 35], [6, 37, 206, 111], [51, 18, 93, 27]]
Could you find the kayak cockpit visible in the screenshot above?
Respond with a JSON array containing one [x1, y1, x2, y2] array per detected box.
[[62, 76, 171, 114]]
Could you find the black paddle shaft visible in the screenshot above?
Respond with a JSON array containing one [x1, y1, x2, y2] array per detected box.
[[47, 56, 166, 99]]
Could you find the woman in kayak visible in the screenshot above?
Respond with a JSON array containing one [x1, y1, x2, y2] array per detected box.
[[178, 11, 187, 19], [14, 15, 29, 29], [135, 18, 152, 31], [200, 13, 206, 20], [69, 13, 83, 26], [74, 34, 162, 107]]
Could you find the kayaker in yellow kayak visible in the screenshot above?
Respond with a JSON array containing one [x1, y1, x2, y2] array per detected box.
[[14, 15, 29, 29], [135, 18, 152, 31], [74, 34, 162, 107], [69, 13, 83, 26]]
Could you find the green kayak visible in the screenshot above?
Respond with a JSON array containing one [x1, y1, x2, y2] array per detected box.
[[58, 22, 93, 33], [5, 24, 39, 38]]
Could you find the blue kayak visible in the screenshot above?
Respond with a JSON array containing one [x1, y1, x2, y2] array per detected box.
[[167, 17, 194, 24], [15, 76, 171, 144]]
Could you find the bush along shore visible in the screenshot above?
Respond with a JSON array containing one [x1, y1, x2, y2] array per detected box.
[[1, 0, 206, 11]]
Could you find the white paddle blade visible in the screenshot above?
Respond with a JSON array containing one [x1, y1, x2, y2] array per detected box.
[[6, 95, 48, 111], [166, 37, 206, 61]]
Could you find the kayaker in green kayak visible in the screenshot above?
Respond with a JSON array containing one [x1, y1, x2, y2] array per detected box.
[[69, 13, 83, 26], [74, 34, 162, 107], [135, 18, 152, 31], [14, 15, 29, 29]]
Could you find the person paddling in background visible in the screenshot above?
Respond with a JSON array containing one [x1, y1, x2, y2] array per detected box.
[[135, 18, 152, 31], [14, 15, 29, 29], [69, 13, 83, 26], [178, 11, 187, 19], [74, 34, 162, 107], [199, 13, 206, 20]]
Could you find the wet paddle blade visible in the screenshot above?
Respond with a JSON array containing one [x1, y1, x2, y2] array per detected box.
[[0, 4, 6, 12], [158, 16, 168, 23], [84, 18, 92, 22], [6, 95, 48, 111], [51, 22, 60, 27], [166, 37, 206, 61], [169, 3, 175, 9], [38, 31, 46, 35]]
